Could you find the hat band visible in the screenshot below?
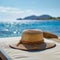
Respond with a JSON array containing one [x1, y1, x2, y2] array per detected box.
[[17, 39, 44, 46]]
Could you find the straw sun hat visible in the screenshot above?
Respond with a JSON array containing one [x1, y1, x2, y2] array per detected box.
[[10, 30, 56, 51]]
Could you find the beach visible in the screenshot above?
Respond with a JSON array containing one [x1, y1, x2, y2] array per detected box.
[[0, 37, 60, 60]]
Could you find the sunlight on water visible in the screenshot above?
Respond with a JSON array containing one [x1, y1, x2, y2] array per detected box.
[[0, 20, 60, 37]]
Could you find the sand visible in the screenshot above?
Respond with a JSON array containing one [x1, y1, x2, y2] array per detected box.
[[0, 37, 60, 60]]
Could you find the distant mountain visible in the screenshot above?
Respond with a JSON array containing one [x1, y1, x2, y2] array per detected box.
[[37, 15, 52, 19], [24, 15, 37, 20], [17, 15, 60, 20]]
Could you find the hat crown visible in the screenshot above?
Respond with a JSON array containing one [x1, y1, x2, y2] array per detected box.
[[21, 30, 44, 44]]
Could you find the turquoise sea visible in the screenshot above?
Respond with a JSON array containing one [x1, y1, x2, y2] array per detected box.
[[0, 20, 60, 38]]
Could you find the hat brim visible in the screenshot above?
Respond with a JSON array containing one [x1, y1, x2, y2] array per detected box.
[[9, 41, 56, 51]]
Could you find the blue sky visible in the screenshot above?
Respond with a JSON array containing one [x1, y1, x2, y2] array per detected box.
[[0, 0, 60, 21]]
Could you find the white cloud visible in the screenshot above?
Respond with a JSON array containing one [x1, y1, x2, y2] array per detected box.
[[0, 6, 24, 14], [0, 6, 37, 14]]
